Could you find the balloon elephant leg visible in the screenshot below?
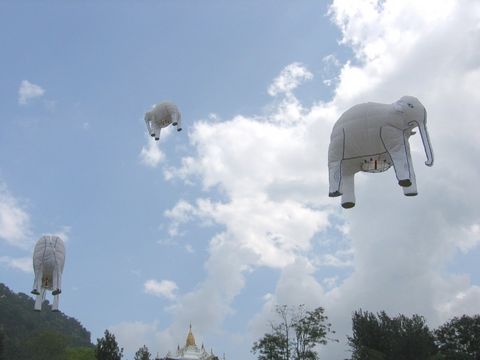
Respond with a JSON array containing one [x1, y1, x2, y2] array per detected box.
[[328, 159, 342, 198], [52, 267, 62, 296], [401, 135, 417, 196], [172, 112, 182, 131], [34, 289, 46, 311], [328, 130, 345, 198], [153, 126, 161, 141], [52, 293, 60, 311], [328, 159, 357, 208], [31, 269, 43, 295], [340, 167, 356, 208], [380, 126, 417, 190]]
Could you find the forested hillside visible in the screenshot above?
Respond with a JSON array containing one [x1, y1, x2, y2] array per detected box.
[[0, 283, 93, 360]]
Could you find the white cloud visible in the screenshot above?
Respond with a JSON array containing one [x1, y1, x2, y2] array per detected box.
[[437, 285, 480, 319], [18, 80, 45, 105], [323, 276, 339, 289], [133, 1, 480, 359], [144, 279, 178, 300], [155, 62, 336, 357], [52, 226, 71, 242], [0, 183, 32, 249], [321, 54, 342, 87], [140, 137, 165, 168], [315, 0, 480, 357], [456, 223, 480, 253], [157, 234, 256, 354], [109, 321, 160, 357], [249, 258, 327, 339], [314, 250, 353, 268], [164, 200, 199, 237], [0, 256, 32, 273], [267, 62, 313, 96]]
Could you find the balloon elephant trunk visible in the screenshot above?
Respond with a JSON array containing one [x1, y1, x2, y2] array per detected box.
[[416, 113, 434, 167]]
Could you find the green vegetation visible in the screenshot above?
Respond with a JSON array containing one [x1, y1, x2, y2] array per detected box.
[[134, 345, 151, 360], [4, 281, 480, 360], [66, 347, 96, 360], [95, 330, 123, 360], [434, 315, 480, 359], [348, 310, 480, 360], [252, 304, 337, 360], [0, 283, 93, 360], [252, 305, 480, 360], [348, 310, 437, 359]]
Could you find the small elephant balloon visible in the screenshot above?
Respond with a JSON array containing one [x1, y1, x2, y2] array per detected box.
[[328, 96, 434, 208], [144, 101, 182, 141], [31, 235, 65, 311]]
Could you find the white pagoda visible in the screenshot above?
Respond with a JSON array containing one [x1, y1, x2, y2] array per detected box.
[[157, 325, 224, 360]]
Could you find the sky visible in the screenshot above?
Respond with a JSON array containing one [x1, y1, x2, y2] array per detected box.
[[1, 0, 480, 359]]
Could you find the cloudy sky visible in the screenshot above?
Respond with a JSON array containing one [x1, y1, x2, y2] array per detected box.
[[1, 0, 480, 359]]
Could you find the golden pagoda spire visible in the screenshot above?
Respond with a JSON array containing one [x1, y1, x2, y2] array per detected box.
[[185, 323, 196, 347]]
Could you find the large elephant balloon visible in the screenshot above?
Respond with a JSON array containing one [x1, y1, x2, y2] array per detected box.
[[145, 101, 182, 141], [328, 96, 434, 208], [31, 235, 65, 311]]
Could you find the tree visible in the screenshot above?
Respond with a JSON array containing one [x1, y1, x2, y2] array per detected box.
[[292, 306, 334, 359], [134, 345, 152, 360], [25, 331, 68, 360], [252, 333, 287, 360], [435, 315, 480, 359], [95, 330, 123, 360], [66, 347, 96, 360], [0, 326, 5, 360], [252, 304, 336, 360], [0, 283, 92, 360], [348, 309, 437, 360]]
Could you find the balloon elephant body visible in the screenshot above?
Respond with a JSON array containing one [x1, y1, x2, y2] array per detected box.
[[328, 96, 434, 208], [145, 101, 182, 141], [31, 235, 65, 311]]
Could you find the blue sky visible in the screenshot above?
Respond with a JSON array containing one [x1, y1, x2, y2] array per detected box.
[[1, 0, 480, 359]]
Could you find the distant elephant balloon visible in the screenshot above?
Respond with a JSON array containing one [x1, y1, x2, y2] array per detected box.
[[328, 96, 434, 208], [31, 235, 65, 311], [145, 101, 182, 140]]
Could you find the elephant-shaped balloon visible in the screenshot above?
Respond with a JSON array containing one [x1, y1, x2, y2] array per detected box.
[[144, 101, 182, 141], [328, 96, 434, 208], [31, 235, 65, 311]]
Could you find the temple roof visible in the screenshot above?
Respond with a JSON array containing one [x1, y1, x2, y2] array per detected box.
[[186, 324, 196, 347], [159, 325, 224, 360]]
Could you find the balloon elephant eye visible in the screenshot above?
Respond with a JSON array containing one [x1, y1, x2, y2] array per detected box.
[[407, 103, 414, 108]]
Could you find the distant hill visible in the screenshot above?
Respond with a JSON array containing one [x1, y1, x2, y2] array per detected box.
[[0, 283, 93, 360]]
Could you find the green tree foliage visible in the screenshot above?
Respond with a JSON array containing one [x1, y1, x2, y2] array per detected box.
[[0, 283, 93, 360], [134, 345, 152, 360], [252, 333, 287, 360], [25, 330, 67, 360], [66, 346, 96, 360], [252, 304, 336, 360], [434, 315, 480, 359], [0, 325, 5, 360], [95, 330, 123, 360], [348, 309, 437, 360]]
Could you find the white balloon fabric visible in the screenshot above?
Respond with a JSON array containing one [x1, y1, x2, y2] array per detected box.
[[31, 235, 65, 311], [328, 96, 434, 209], [144, 101, 182, 141]]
